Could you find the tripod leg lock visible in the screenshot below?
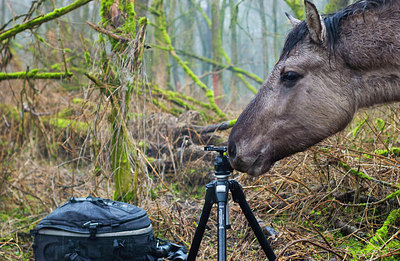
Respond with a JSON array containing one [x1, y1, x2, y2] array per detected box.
[[229, 180, 246, 204]]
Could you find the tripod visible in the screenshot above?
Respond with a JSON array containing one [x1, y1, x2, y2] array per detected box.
[[187, 146, 276, 261]]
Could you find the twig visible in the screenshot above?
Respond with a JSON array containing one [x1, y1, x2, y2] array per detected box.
[[136, 149, 171, 192], [165, 136, 177, 176], [276, 238, 345, 260], [0, 240, 24, 259], [371, 248, 400, 260], [3, 115, 10, 128], [380, 229, 400, 251]]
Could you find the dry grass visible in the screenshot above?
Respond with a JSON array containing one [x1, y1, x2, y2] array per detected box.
[[1, 76, 400, 261]]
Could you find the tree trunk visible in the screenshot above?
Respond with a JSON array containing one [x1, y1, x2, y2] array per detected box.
[[183, 0, 195, 96], [229, 0, 239, 107], [151, 0, 169, 89], [136, 0, 149, 18], [168, 0, 178, 91], [99, 0, 147, 203], [211, 0, 224, 106], [272, 0, 279, 61], [258, 0, 269, 79], [1, 0, 5, 25]]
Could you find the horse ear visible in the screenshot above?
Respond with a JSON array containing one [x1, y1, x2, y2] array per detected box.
[[304, 0, 326, 43], [285, 12, 301, 28]]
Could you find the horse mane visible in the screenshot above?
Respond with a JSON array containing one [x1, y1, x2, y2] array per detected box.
[[280, 0, 397, 60]]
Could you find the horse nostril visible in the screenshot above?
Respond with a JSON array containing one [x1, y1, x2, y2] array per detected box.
[[228, 143, 237, 161]]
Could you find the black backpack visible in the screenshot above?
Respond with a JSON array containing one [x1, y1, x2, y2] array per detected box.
[[30, 196, 186, 261]]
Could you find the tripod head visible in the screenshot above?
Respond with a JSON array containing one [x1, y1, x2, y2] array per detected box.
[[204, 145, 233, 176]]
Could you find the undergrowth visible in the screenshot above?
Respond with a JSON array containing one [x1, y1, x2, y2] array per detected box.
[[1, 79, 400, 260]]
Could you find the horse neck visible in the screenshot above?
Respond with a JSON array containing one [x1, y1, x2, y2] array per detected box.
[[353, 66, 400, 109], [336, 3, 400, 109]]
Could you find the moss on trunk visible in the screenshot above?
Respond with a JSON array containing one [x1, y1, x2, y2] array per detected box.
[[97, 0, 148, 203]]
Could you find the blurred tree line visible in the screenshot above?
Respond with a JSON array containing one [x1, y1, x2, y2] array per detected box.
[[0, 0, 350, 202], [1, 0, 351, 109]]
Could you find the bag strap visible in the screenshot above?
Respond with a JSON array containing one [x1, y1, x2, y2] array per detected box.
[[70, 196, 105, 204], [64, 240, 93, 261], [82, 221, 102, 239], [65, 253, 92, 261], [154, 238, 188, 261], [112, 239, 125, 261]]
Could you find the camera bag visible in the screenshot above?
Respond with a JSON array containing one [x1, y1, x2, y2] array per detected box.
[[30, 196, 158, 261]]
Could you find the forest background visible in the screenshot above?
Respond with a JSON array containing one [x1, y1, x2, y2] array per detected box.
[[2, 0, 400, 260]]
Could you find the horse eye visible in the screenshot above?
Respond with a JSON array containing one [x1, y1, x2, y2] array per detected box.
[[281, 71, 302, 87]]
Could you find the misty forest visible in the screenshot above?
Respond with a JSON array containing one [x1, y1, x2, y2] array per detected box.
[[1, 0, 400, 260]]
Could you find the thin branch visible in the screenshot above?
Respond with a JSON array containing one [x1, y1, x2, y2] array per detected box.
[[276, 238, 345, 260], [183, 119, 237, 134], [0, 71, 73, 81], [86, 21, 129, 42]]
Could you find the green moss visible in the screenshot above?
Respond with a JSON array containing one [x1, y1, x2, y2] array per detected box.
[[49, 118, 88, 132], [385, 190, 400, 201], [341, 209, 400, 260], [392, 147, 400, 155], [56, 108, 74, 117], [228, 119, 237, 127], [236, 74, 258, 94], [352, 117, 367, 138], [97, 0, 148, 203], [376, 118, 386, 132], [205, 89, 214, 98], [150, 187, 158, 200], [0, 70, 73, 80], [372, 209, 400, 244], [171, 107, 183, 115], [36, 34, 45, 43], [339, 161, 372, 181], [138, 17, 148, 25], [84, 51, 91, 65], [122, 2, 136, 34], [374, 147, 400, 157], [100, 0, 114, 26], [72, 98, 83, 104]]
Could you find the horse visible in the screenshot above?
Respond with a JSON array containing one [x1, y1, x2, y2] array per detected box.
[[228, 0, 400, 176]]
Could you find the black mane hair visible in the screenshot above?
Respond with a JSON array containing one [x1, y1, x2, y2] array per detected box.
[[279, 0, 396, 60]]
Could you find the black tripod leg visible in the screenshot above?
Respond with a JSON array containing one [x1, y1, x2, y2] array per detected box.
[[187, 183, 216, 261], [217, 201, 227, 261], [230, 180, 276, 261]]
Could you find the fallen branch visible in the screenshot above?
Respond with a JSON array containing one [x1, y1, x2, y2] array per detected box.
[[182, 119, 237, 134], [276, 238, 345, 260], [338, 161, 400, 189]]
